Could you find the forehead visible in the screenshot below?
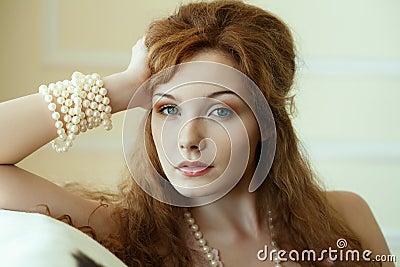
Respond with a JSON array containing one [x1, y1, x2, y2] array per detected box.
[[152, 61, 255, 105]]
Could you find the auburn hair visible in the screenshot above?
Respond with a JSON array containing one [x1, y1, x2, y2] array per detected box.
[[85, 1, 379, 266]]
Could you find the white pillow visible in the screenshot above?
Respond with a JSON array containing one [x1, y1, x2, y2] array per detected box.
[[0, 209, 127, 267]]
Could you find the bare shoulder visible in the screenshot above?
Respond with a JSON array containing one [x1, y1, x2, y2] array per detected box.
[[326, 190, 394, 266]]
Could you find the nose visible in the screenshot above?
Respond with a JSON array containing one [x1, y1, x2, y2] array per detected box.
[[178, 119, 204, 152]]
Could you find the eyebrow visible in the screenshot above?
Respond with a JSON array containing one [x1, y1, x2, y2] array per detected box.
[[153, 90, 239, 101]]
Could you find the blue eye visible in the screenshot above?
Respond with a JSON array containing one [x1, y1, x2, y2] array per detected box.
[[159, 105, 180, 116], [210, 107, 233, 118]]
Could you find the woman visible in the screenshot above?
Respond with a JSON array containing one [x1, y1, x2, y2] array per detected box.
[[0, 0, 393, 266]]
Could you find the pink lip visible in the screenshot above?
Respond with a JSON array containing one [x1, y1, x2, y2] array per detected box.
[[176, 161, 213, 177]]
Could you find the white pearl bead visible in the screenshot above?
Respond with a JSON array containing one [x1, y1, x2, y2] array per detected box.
[[79, 91, 87, 98], [56, 97, 65, 105], [83, 84, 91, 91], [44, 94, 53, 103], [85, 109, 93, 117], [91, 73, 100, 80], [55, 121, 63, 129], [60, 105, 68, 114], [98, 103, 105, 111], [96, 79, 104, 87], [80, 126, 87, 132], [104, 125, 112, 131], [62, 80, 70, 86], [79, 112, 85, 119], [70, 93, 78, 100], [52, 89, 61, 97], [48, 103, 56, 111], [104, 105, 112, 113], [191, 224, 199, 232], [68, 133, 76, 141], [87, 78, 94, 86], [61, 90, 69, 98], [95, 94, 103, 103], [72, 71, 83, 80], [65, 140, 72, 147], [87, 92, 95, 100], [92, 86, 99, 94], [48, 83, 56, 91], [82, 99, 91, 108], [94, 118, 100, 124], [102, 96, 110, 105], [56, 81, 64, 90], [102, 119, 111, 126], [194, 231, 202, 239], [70, 125, 79, 134], [87, 117, 94, 123], [73, 107, 81, 115], [184, 211, 191, 218], [74, 97, 82, 105], [57, 128, 65, 136], [198, 239, 206, 246], [65, 99, 73, 107], [68, 108, 75, 116], [100, 112, 108, 120], [59, 133, 67, 141], [210, 260, 218, 267], [72, 116, 80, 124], [87, 122, 94, 129], [90, 101, 98, 110], [202, 246, 210, 253], [52, 112, 60, 120], [66, 123, 72, 130], [186, 218, 194, 225], [99, 87, 107, 96], [38, 85, 48, 94], [93, 110, 100, 118]]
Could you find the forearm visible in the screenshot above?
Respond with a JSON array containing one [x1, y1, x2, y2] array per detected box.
[[0, 93, 57, 164]]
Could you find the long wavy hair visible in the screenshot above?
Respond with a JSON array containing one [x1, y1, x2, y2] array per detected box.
[[84, 1, 377, 266]]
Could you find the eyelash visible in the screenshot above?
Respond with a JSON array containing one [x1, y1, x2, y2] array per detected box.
[[158, 105, 180, 116], [156, 104, 233, 118]]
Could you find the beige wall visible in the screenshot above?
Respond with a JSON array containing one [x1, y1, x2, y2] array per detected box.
[[1, 0, 399, 259]]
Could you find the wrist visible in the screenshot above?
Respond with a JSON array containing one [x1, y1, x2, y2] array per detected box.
[[104, 69, 150, 113], [103, 71, 137, 114]]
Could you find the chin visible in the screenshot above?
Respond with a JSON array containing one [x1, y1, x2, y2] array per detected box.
[[171, 180, 230, 200]]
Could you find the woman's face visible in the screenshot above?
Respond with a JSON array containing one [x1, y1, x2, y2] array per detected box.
[[151, 50, 260, 198]]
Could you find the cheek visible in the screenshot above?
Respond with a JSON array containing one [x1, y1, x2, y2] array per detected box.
[[151, 117, 165, 158]]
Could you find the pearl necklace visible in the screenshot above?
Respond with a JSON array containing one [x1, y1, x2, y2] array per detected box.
[[184, 208, 282, 267]]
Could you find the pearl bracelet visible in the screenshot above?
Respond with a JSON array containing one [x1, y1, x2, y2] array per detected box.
[[38, 72, 113, 152]]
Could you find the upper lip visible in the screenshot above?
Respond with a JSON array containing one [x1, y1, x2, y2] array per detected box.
[[177, 161, 211, 169]]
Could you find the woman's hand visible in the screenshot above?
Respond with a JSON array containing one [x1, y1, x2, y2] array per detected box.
[[124, 37, 151, 86], [104, 37, 151, 113]]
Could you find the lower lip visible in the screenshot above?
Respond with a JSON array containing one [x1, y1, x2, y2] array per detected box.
[[176, 166, 213, 177]]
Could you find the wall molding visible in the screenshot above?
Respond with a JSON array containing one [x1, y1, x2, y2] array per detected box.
[[42, 0, 129, 68], [301, 140, 400, 162]]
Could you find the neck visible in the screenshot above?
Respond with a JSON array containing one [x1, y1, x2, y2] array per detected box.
[[190, 175, 265, 239]]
